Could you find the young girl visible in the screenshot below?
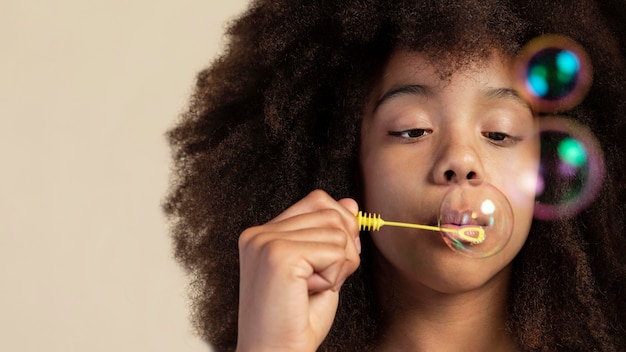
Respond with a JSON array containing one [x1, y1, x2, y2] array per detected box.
[[164, 0, 626, 350]]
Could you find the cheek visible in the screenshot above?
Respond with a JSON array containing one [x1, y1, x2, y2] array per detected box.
[[503, 161, 539, 214], [497, 140, 540, 215], [506, 201, 533, 259], [360, 147, 397, 210], [360, 130, 400, 207], [359, 142, 378, 196], [499, 148, 540, 248], [361, 143, 426, 213]]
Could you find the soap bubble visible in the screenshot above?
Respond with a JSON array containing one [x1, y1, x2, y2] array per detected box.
[[438, 182, 514, 258], [534, 117, 605, 220], [513, 34, 592, 113]]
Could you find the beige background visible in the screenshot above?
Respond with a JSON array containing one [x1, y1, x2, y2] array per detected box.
[[0, 1, 249, 351]]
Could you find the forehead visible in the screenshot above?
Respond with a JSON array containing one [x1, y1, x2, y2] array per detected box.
[[367, 50, 529, 113], [376, 50, 515, 89]]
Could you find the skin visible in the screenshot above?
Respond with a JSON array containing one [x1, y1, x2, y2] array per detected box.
[[237, 191, 361, 351], [360, 51, 540, 351], [237, 50, 539, 352]]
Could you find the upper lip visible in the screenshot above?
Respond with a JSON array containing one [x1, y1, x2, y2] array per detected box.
[[439, 210, 486, 227]]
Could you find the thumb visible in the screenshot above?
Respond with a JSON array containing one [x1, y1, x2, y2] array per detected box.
[[338, 198, 359, 216]]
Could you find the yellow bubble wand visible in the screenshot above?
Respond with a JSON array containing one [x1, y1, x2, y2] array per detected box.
[[356, 211, 486, 245]]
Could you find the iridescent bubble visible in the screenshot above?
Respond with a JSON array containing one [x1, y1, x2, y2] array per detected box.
[[558, 137, 587, 167], [438, 182, 514, 258], [513, 34, 593, 113], [534, 117, 605, 220], [527, 48, 578, 99]]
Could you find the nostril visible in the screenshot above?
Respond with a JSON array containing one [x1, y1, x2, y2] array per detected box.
[[443, 170, 478, 182], [444, 170, 455, 181]]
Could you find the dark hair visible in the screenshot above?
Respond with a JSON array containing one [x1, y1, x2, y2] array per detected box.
[[164, 0, 626, 350]]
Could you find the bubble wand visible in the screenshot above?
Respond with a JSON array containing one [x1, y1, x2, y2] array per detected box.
[[356, 211, 486, 245]]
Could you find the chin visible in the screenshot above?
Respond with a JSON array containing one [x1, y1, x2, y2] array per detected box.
[[428, 269, 508, 295], [372, 230, 517, 296], [403, 249, 515, 296]]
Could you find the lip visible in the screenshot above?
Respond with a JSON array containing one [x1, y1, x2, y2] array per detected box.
[[439, 210, 486, 227], [439, 209, 463, 225]]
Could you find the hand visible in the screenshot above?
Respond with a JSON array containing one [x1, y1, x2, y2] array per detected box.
[[236, 190, 361, 352]]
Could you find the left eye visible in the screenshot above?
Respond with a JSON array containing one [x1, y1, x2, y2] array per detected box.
[[482, 131, 521, 146], [485, 132, 509, 141]]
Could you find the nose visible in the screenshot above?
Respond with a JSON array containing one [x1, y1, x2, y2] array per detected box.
[[432, 138, 485, 185]]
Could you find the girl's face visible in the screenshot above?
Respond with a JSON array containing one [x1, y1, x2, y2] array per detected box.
[[360, 51, 540, 294]]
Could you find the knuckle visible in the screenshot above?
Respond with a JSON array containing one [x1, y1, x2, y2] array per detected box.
[[307, 189, 331, 203], [319, 208, 345, 228], [238, 226, 271, 253], [327, 227, 349, 248], [347, 254, 361, 272], [238, 226, 258, 250], [259, 239, 291, 268]]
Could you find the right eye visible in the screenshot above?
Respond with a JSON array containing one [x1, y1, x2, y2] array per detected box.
[[388, 129, 432, 139]]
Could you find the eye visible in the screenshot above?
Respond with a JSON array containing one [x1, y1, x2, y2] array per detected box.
[[388, 129, 432, 139], [482, 131, 521, 146], [485, 132, 508, 141]]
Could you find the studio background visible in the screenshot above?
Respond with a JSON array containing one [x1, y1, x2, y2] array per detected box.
[[0, 1, 248, 351]]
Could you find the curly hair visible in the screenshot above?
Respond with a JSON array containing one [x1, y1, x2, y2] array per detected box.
[[164, 0, 626, 350]]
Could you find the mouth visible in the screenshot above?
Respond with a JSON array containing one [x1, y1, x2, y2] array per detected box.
[[439, 223, 486, 245], [439, 210, 487, 227], [438, 210, 488, 245], [432, 183, 514, 257]]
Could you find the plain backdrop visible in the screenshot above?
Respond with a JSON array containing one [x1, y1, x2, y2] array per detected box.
[[0, 1, 249, 351]]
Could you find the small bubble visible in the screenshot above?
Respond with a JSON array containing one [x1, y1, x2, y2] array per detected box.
[[534, 117, 605, 220], [514, 34, 592, 113], [526, 48, 578, 100], [558, 137, 587, 167]]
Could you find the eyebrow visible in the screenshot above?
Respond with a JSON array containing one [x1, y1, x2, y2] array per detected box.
[[483, 87, 532, 111], [373, 84, 431, 112], [373, 85, 533, 113]]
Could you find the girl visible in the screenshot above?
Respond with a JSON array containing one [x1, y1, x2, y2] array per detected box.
[[164, 0, 626, 350]]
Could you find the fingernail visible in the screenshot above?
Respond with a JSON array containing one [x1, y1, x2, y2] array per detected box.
[[355, 236, 361, 254]]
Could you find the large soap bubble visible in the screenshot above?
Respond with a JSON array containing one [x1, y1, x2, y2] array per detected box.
[[438, 183, 514, 258]]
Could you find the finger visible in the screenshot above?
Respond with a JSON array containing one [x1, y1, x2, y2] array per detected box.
[[300, 243, 354, 293], [269, 191, 360, 250], [271, 190, 358, 230], [333, 233, 362, 291], [240, 227, 361, 294], [240, 210, 348, 251], [251, 238, 349, 292], [240, 212, 348, 251], [338, 198, 359, 216], [337, 197, 361, 253], [307, 234, 362, 293], [266, 207, 352, 235]]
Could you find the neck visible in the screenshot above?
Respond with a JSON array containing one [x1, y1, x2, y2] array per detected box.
[[372, 254, 518, 352]]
